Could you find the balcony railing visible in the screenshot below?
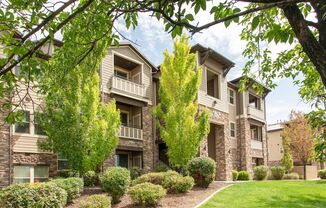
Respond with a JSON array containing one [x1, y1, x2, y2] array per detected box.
[[111, 75, 145, 98], [119, 125, 143, 140], [247, 106, 265, 121], [251, 139, 263, 150]]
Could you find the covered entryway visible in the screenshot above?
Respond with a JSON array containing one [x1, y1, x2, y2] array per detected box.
[[207, 123, 217, 161]]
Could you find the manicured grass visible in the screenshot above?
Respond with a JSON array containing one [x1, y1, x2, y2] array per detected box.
[[201, 181, 326, 208]]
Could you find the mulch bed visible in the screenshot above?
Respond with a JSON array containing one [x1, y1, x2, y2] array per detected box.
[[66, 182, 230, 208]]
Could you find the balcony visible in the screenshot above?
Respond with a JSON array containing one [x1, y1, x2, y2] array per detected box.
[[247, 106, 265, 122], [110, 76, 147, 101], [251, 140, 263, 150], [119, 125, 143, 140]]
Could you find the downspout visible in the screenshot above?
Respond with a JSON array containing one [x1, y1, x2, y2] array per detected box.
[[238, 92, 242, 170], [152, 79, 156, 170], [263, 96, 268, 165]]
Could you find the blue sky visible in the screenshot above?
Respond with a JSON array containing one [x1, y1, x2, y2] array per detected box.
[[114, 13, 311, 124]]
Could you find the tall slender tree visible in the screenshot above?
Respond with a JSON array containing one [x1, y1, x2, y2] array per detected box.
[[282, 111, 316, 179], [154, 36, 210, 167]]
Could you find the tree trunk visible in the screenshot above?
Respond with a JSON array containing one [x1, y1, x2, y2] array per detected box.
[[303, 163, 307, 180], [282, 4, 326, 87]]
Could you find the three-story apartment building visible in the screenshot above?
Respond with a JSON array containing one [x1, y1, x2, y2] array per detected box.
[[0, 42, 270, 187]]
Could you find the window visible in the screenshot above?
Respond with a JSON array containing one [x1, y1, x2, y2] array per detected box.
[[249, 94, 261, 109], [250, 125, 262, 141], [58, 153, 69, 171], [14, 166, 49, 184], [34, 112, 45, 135], [230, 122, 236, 137], [206, 69, 220, 99], [252, 158, 263, 167], [114, 69, 128, 79], [229, 89, 235, 104], [15, 111, 30, 134], [116, 153, 129, 168], [120, 112, 129, 126], [15, 65, 21, 76], [132, 155, 142, 168]]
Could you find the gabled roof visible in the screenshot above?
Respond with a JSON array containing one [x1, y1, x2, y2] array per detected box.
[[230, 76, 271, 94], [190, 44, 235, 76], [115, 42, 159, 73]]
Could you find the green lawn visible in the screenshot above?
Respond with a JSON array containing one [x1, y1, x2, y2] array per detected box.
[[201, 181, 326, 208]]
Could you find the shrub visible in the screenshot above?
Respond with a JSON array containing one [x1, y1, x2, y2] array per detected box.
[[57, 170, 80, 178], [52, 177, 84, 203], [132, 170, 179, 186], [232, 170, 238, 181], [80, 194, 111, 208], [318, 169, 326, 179], [100, 167, 130, 203], [162, 175, 194, 193], [283, 172, 300, 180], [270, 166, 285, 180], [128, 182, 166, 206], [155, 161, 170, 172], [237, 171, 250, 181], [187, 157, 216, 188], [130, 167, 144, 180], [0, 182, 67, 208], [253, 166, 268, 180], [83, 171, 97, 187]]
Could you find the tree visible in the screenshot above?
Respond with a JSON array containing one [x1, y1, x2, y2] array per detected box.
[[281, 111, 316, 179], [38, 3, 121, 174], [0, 1, 325, 130], [281, 136, 294, 173], [154, 36, 210, 167]]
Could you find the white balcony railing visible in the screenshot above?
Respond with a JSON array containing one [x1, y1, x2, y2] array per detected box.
[[111, 76, 145, 98], [119, 125, 143, 140], [247, 106, 265, 121], [251, 139, 263, 150]]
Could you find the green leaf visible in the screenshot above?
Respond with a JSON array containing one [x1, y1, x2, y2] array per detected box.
[[252, 16, 260, 31], [185, 14, 194, 21]]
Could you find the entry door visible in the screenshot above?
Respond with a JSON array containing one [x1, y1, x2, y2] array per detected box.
[[207, 123, 216, 161], [133, 114, 141, 129], [132, 73, 141, 84]]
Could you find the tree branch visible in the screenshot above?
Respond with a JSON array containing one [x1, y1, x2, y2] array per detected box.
[[306, 20, 319, 28]]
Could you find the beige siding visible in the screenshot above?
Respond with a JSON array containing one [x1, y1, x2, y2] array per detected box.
[[13, 135, 47, 153], [267, 130, 283, 162]]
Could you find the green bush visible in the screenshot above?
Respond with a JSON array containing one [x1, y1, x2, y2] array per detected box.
[[232, 170, 238, 181], [253, 166, 268, 180], [83, 171, 97, 187], [130, 167, 144, 180], [52, 177, 84, 203], [57, 170, 80, 178], [270, 166, 285, 180], [0, 182, 67, 208], [162, 175, 194, 193], [132, 170, 179, 186], [187, 157, 216, 188], [128, 182, 166, 206], [318, 169, 326, 179], [237, 171, 250, 180], [155, 161, 170, 172], [100, 167, 130, 203], [80, 194, 111, 208], [283, 172, 300, 180]]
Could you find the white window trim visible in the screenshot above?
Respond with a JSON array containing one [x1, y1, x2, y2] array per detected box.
[[14, 166, 49, 184], [120, 110, 130, 126], [206, 67, 221, 100], [13, 110, 47, 138], [228, 88, 235, 105], [114, 65, 130, 79], [229, 122, 236, 138]]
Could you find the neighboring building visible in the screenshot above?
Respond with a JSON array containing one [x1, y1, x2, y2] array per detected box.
[[0, 42, 270, 187]]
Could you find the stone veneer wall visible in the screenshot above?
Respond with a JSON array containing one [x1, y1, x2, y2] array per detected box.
[[237, 118, 252, 173], [198, 106, 233, 181], [0, 101, 11, 187]]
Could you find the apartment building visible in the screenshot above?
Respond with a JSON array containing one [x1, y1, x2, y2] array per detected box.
[[0, 42, 270, 187]]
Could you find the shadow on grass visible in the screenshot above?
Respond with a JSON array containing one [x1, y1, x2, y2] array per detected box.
[[256, 194, 326, 208]]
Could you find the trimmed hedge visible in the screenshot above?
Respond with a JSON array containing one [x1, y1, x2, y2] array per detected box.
[[80, 194, 111, 208], [155, 161, 170, 172], [52, 177, 84, 203], [318, 169, 326, 179], [132, 170, 179, 186], [253, 166, 268, 180], [83, 171, 97, 187], [100, 167, 130, 203], [162, 175, 194, 193], [232, 170, 238, 181], [283, 173, 299, 180], [237, 171, 250, 181], [0, 182, 67, 208], [128, 182, 166, 206], [187, 157, 216, 188], [270, 166, 285, 180]]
